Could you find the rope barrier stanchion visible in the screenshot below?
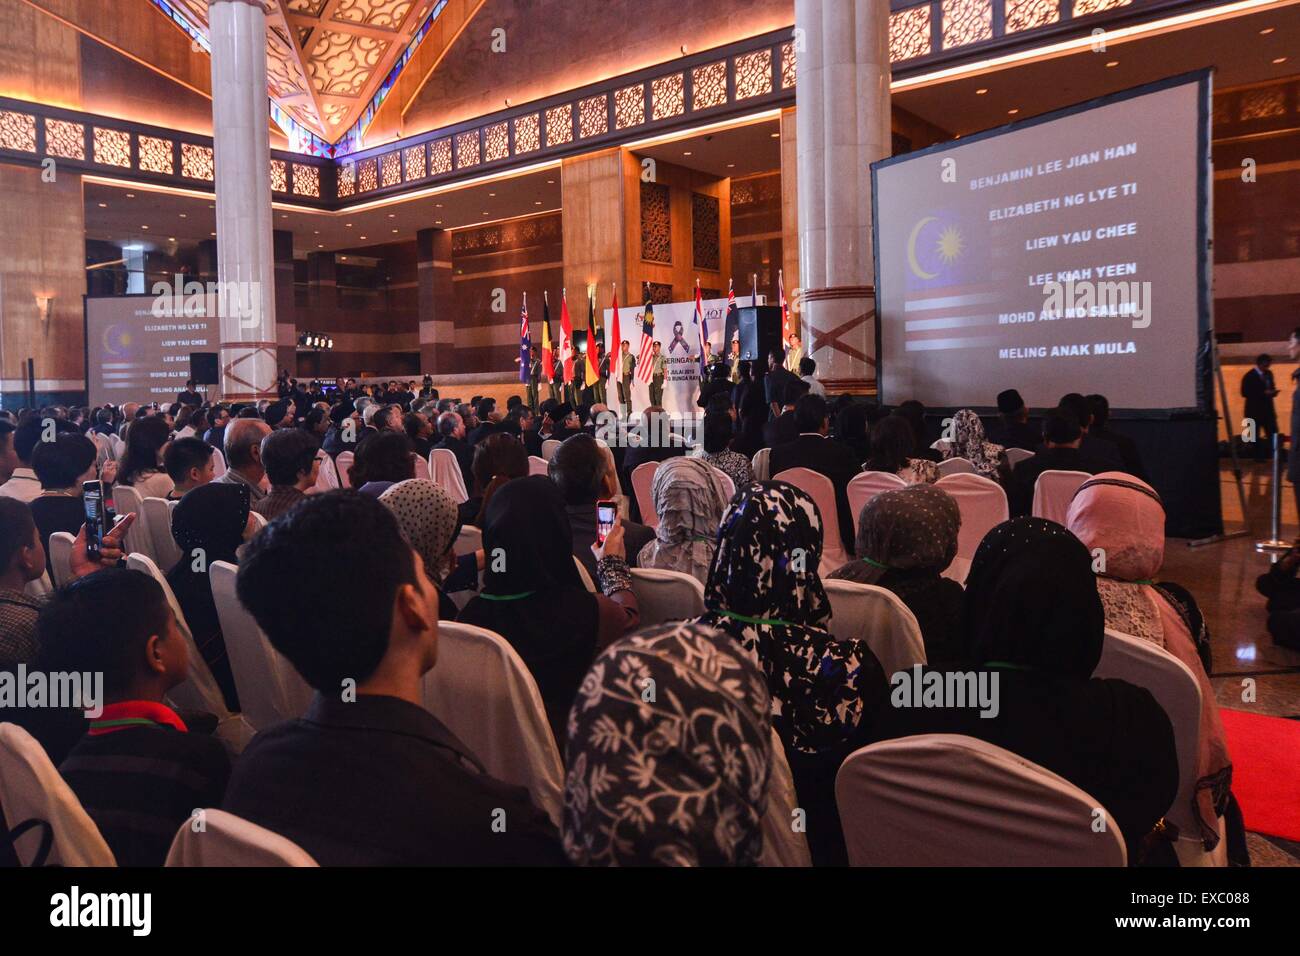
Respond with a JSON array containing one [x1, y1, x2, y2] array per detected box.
[[1256, 432, 1290, 562]]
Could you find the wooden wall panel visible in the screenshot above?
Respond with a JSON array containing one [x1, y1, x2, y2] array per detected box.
[[561, 148, 625, 335]]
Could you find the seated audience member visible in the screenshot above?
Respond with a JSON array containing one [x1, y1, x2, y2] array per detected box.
[[829, 484, 965, 664], [30, 434, 102, 555], [1007, 409, 1105, 517], [637, 457, 730, 585], [263, 399, 295, 431], [991, 388, 1041, 451], [936, 409, 1009, 484], [467, 398, 502, 446], [894, 400, 941, 463], [163, 436, 215, 499], [620, 410, 687, 515], [117, 414, 175, 500], [701, 411, 753, 490], [379, 479, 470, 621], [835, 402, 871, 464], [0, 499, 46, 666], [563, 622, 773, 866], [1067, 474, 1240, 859], [733, 362, 768, 457], [864, 416, 940, 485], [404, 411, 434, 457], [769, 394, 861, 555], [694, 481, 887, 865], [168, 483, 258, 710], [228, 491, 565, 865], [216, 418, 272, 503], [1087, 393, 1147, 480], [696, 362, 733, 411], [551, 434, 653, 582], [799, 356, 826, 397], [469, 432, 529, 527], [321, 404, 355, 457], [254, 428, 320, 520], [204, 407, 230, 451], [434, 410, 475, 493], [458, 476, 639, 744], [1058, 392, 1126, 472], [41, 569, 230, 866], [0, 421, 19, 489], [762, 379, 805, 449], [877, 517, 1179, 862], [348, 430, 415, 497]]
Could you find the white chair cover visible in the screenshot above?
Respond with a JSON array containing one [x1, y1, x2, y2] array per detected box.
[[142, 496, 183, 571], [528, 455, 549, 477], [835, 734, 1127, 867], [709, 466, 736, 501], [628, 567, 705, 626], [312, 449, 339, 493], [1031, 469, 1091, 524], [164, 808, 318, 867], [941, 554, 972, 586], [124, 553, 232, 723], [111, 485, 154, 560], [420, 622, 565, 826], [249, 511, 267, 532], [541, 439, 562, 462], [24, 573, 51, 599], [1094, 628, 1214, 864], [1006, 447, 1035, 468], [751, 447, 771, 481], [772, 467, 848, 573], [48, 531, 76, 588], [209, 561, 314, 732], [429, 449, 469, 504], [573, 555, 597, 592], [758, 728, 813, 867], [0, 723, 116, 866], [936, 456, 977, 477], [936, 472, 1009, 566], [630, 460, 660, 528], [823, 579, 926, 679], [334, 451, 355, 489], [210, 446, 227, 478], [413, 452, 431, 481], [846, 471, 907, 531], [454, 524, 482, 557]]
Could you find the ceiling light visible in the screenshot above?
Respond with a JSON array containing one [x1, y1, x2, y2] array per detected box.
[[726, 163, 735, 168], [1260, 26, 1274, 34], [210, 232, 216, 237], [168, 236, 176, 242], [126, 193, 135, 198], [435, 220, 442, 224], [975, 88, 988, 95], [97, 202, 108, 208], [534, 201, 542, 205], [489, 192, 496, 196], [179, 213, 187, 218], [392, 229, 398, 233], [346, 222, 353, 227], [683, 151, 692, 156], [388, 213, 396, 218], [359, 235, 367, 239], [546, 180, 555, 184], [1008, 108, 1019, 115], [770, 133, 779, 138], [317, 244, 324, 248], [1273, 56, 1288, 64], [1106, 60, 1119, 67], [141, 225, 149, 230]]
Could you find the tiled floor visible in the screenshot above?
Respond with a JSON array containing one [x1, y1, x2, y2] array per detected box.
[[1163, 463, 1300, 865]]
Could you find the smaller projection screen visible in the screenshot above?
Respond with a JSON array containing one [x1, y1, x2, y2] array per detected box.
[[84, 294, 218, 407], [872, 71, 1211, 412]]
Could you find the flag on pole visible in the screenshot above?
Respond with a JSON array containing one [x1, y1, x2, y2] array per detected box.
[[694, 279, 708, 378], [519, 293, 530, 383], [637, 285, 656, 384], [541, 291, 554, 382], [560, 288, 575, 385], [724, 278, 739, 347], [778, 269, 789, 338], [751, 272, 759, 308], [610, 283, 621, 370], [586, 287, 600, 384]]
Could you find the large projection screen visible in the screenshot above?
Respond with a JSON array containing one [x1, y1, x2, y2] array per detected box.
[[84, 294, 218, 407], [872, 72, 1210, 412]]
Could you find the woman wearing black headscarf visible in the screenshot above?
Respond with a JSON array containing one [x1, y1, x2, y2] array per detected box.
[[168, 482, 258, 711], [457, 476, 639, 746], [874, 517, 1180, 863]]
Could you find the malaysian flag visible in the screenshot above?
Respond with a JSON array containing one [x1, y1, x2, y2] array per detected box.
[[900, 213, 999, 355], [637, 286, 656, 383], [518, 293, 530, 383]]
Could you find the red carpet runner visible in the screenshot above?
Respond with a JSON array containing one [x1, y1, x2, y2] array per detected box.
[[1221, 708, 1300, 842]]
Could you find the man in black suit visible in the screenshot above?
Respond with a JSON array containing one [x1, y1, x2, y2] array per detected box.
[[225, 493, 566, 866], [1086, 394, 1147, 480], [763, 377, 807, 449], [434, 411, 475, 492], [990, 388, 1041, 451], [466, 397, 501, 446], [763, 348, 798, 417], [1240, 354, 1279, 460], [1008, 409, 1107, 517], [769, 393, 861, 555], [1055, 393, 1126, 473], [550, 434, 655, 582]]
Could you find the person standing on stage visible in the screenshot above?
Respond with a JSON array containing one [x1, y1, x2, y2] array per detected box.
[[784, 332, 804, 374], [649, 340, 667, 408], [594, 342, 609, 408], [728, 338, 742, 384], [1241, 352, 1279, 460], [526, 346, 543, 412], [618, 340, 636, 419]]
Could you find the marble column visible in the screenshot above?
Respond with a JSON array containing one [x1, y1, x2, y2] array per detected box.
[[209, 0, 277, 400], [794, 0, 891, 391]]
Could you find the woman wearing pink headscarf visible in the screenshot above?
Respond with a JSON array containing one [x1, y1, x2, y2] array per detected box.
[[1066, 473, 1236, 855]]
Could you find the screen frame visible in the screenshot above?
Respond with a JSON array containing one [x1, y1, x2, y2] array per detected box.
[[870, 69, 1213, 420], [83, 291, 216, 408]]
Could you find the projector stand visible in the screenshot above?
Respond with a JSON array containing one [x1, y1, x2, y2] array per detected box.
[[1188, 336, 1252, 548]]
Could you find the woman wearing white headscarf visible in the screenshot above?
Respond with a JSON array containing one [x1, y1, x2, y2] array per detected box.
[[637, 457, 731, 584]]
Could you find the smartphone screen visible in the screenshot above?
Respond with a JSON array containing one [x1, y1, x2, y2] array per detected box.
[[83, 480, 106, 561], [596, 499, 617, 546]]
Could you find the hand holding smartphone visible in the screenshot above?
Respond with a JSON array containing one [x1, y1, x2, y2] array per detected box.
[[596, 499, 617, 546], [82, 480, 107, 562]]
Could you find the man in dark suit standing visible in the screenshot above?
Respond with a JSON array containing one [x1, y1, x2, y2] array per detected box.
[[763, 349, 798, 417], [1241, 353, 1279, 460], [762, 378, 806, 449], [769, 394, 860, 556]]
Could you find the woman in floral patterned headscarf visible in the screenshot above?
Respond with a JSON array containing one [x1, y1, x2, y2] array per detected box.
[[939, 408, 1008, 483], [563, 621, 772, 866]]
